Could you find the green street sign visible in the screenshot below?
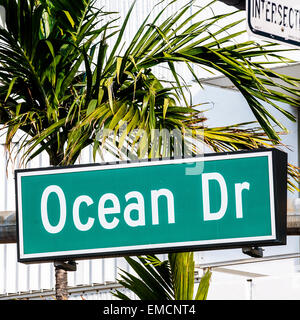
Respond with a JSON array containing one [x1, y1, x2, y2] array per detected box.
[[15, 149, 287, 263]]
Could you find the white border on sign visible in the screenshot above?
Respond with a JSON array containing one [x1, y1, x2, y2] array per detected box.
[[17, 152, 276, 260]]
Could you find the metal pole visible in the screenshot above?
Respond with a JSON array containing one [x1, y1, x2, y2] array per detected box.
[[0, 211, 16, 243], [218, 0, 246, 10], [195, 252, 300, 269]]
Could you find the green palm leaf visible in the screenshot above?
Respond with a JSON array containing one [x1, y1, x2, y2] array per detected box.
[[113, 254, 211, 300]]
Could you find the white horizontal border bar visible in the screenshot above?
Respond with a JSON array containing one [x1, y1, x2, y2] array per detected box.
[[16, 151, 272, 177], [20, 234, 276, 260]]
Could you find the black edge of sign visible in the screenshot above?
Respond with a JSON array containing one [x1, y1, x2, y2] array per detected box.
[[272, 148, 287, 245], [15, 148, 287, 264], [14, 169, 21, 264]]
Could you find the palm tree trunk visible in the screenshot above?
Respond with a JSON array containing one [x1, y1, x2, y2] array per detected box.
[[55, 265, 68, 300], [50, 153, 69, 301]]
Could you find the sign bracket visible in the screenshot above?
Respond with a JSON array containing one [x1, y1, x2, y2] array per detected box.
[[54, 260, 77, 272], [242, 247, 264, 258]]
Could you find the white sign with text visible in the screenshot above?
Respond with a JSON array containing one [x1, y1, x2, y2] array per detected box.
[[247, 0, 300, 47]]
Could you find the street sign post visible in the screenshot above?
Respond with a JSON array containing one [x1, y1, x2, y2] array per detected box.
[[247, 0, 300, 47], [15, 149, 287, 263]]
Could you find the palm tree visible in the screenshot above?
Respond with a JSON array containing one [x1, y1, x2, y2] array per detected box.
[[0, 0, 110, 299], [0, 0, 299, 299], [113, 253, 212, 300]]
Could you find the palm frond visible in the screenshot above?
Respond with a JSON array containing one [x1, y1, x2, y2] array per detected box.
[[113, 254, 211, 300]]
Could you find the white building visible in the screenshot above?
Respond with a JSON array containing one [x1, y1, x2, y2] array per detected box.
[[0, 0, 299, 300]]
